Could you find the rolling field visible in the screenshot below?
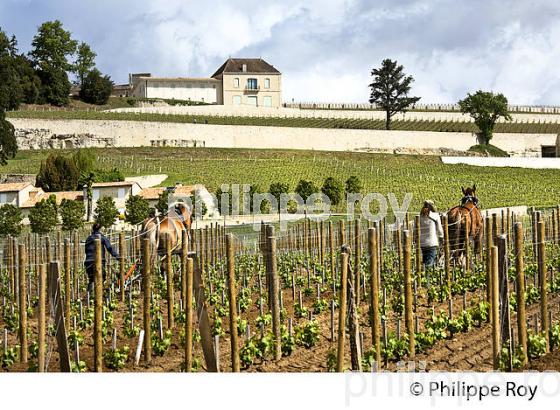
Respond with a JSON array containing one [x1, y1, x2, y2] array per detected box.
[[3, 147, 559, 211]]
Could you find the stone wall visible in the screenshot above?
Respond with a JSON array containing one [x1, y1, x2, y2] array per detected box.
[[8, 118, 558, 157]]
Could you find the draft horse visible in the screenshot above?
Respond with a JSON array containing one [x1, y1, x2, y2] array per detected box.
[[141, 202, 192, 276], [447, 185, 483, 265]]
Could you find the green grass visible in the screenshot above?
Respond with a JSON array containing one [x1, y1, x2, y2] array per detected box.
[[468, 144, 510, 157], [7, 109, 560, 134], [3, 147, 559, 212]]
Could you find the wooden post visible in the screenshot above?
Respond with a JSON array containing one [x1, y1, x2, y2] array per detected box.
[[73, 232, 80, 298], [226, 234, 240, 371], [142, 238, 152, 363], [94, 239, 103, 372], [184, 257, 194, 372], [464, 217, 470, 273], [490, 246, 500, 370], [165, 233, 174, 330], [38, 264, 46, 372], [48, 262, 71, 372], [336, 250, 349, 372], [18, 244, 28, 363], [64, 239, 71, 331], [485, 216, 493, 305], [498, 235, 512, 371], [119, 232, 125, 303], [414, 215, 422, 281], [329, 221, 335, 279], [442, 215, 451, 299], [368, 228, 381, 367], [403, 230, 415, 358], [537, 220, 549, 351], [354, 219, 361, 306], [514, 223, 528, 365], [266, 225, 282, 361]]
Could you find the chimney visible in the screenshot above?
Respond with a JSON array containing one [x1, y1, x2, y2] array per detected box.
[[242, 64, 247, 72]]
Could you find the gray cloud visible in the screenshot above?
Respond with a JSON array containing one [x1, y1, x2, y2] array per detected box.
[[2, 0, 560, 104]]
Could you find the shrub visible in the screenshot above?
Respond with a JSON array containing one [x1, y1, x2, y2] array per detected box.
[[345, 175, 362, 195], [321, 177, 343, 205], [94, 196, 119, 228], [295, 179, 317, 201], [36, 153, 79, 192], [79, 68, 113, 105], [29, 194, 58, 234], [59, 199, 84, 231], [0, 204, 23, 237], [125, 195, 150, 225]]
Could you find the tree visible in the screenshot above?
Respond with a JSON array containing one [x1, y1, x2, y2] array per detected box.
[[0, 111, 17, 165], [125, 195, 150, 225], [156, 189, 170, 215], [36, 153, 80, 192], [73, 42, 96, 87], [269, 182, 289, 203], [321, 177, 343, 206], [345, 176, 362, 195], [0, 29, 23, 111], [14, 54, 41, 104], [73, 148, 95, 175], [29, 194, 58, 234], [60, 199, 84, 231], [94, 196, 119, 228], [30, 20, 77, 71], [369, 59, 421, 130], [30, 21, 77, 106], [80, 68, 113, 105], [0, 204, 23, 236], [295, 180, 318, 201], [458, 90, 512, 145]]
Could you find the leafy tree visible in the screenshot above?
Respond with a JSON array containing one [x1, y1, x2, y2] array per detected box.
[[80, 68, 113, 105], [295, 180, 318, 201], [60, 199, 84, 231], [194, 193, 208, 218], [30, 20, 77, 71], [345, 176, 362, 195], [125, 195, 150, 225], [14, 54, 41, 104], [0, 29, 23, 111], [36, 154, 80, 192], [0, 204, 23, 236], [36, 65, 72, 106], [73, 148, 95, 174], [30, 20, 77, 106], [156, 189, 170, 215], [29, 194, 58, 234], [321, 177, 343, 206], [458, 90, 512, 145], [269, 182, 289, 203], [0, 111, 17, 165], [94, 196, 119, 228], [216, 186, 232, 214], [369, 59, 421, 130], [74, 42, 96, 87]]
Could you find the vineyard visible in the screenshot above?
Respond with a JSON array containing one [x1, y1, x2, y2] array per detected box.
[[8, 109, 560, 134], [3, 148, 560, 213], [1, 207, 560, 372]]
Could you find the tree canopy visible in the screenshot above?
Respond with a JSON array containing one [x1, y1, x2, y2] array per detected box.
[[74, 42, 96, 87], [29, 194, 58, 234], [458, 90, 512, 145], [80, 68, 113, 105], [95, 196, 119, 228], [125, 195, 150, 225], [369, 59, 421, 130], [0, 204, 23, 237], [36, 153, 80, 192], [60, 199, 85, 231]]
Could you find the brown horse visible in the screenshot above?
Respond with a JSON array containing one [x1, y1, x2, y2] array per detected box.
[[447, 185, 483, 265], [141, 202, 192, 275]]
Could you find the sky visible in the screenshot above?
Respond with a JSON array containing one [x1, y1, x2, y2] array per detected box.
[[1, 0, 560, 104]]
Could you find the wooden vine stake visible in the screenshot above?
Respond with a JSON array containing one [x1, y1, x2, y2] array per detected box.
[[119, 231, 125, 303], [537, 221, 549, 352], [94, 239, 103, 372], [485, 216, 493, 305], [226, 234, 240, 371], [38, 264, 47, 372], [442, 215, 451, 299], [48, 261, 71, 372], [403, 230, 415, 358], [266, 225, 282, 361], [336, 250, 349, 372], [490, 245, 500, 370], [142, 238, 152, 364], [165, 233, 174, 330], [64, 239, 71, 331], [514, 222, 528, 365], [498, 235, 512, 371], [368, 228, 381, 367], [18, 244, 28, 363], [184, 257, 194, 372]]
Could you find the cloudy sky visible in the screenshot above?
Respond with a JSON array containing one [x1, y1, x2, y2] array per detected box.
[[2, 0, 560, 104]]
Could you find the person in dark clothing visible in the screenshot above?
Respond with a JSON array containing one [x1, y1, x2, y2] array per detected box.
[[84, 223, 119, 294]]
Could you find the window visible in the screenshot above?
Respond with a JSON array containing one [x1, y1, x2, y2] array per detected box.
[[233, 78, 240, 88], [263, 96, 272, 107], [542, 146, 556, 157], [264, 78, 270, 89], [0, 193, 7, 204], [118, 188, 126, 199], [247, 78, 258, 90], [233, 95, 242, 105], [93, 189, 100, 201], [247, 96, 258, 107]]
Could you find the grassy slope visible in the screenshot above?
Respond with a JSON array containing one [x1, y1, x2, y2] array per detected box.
[[2, 147, 559, 212]]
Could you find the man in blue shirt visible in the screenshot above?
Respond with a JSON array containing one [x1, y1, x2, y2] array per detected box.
[[84, 223, 119, 294]]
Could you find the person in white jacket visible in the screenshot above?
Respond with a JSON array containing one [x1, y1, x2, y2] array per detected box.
[[419, 200, 444, 268]]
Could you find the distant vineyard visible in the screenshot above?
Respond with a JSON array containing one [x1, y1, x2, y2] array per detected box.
[[8, 110, 560, 133]]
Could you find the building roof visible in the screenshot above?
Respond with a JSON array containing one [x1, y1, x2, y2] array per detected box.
[[142, 77, 220, 83], [139, 185, 197, 200], [211, 58, 281, 78], [92, 181, 138, 188], [21, 191, 83, 208], [0, 182, 33, 193]]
